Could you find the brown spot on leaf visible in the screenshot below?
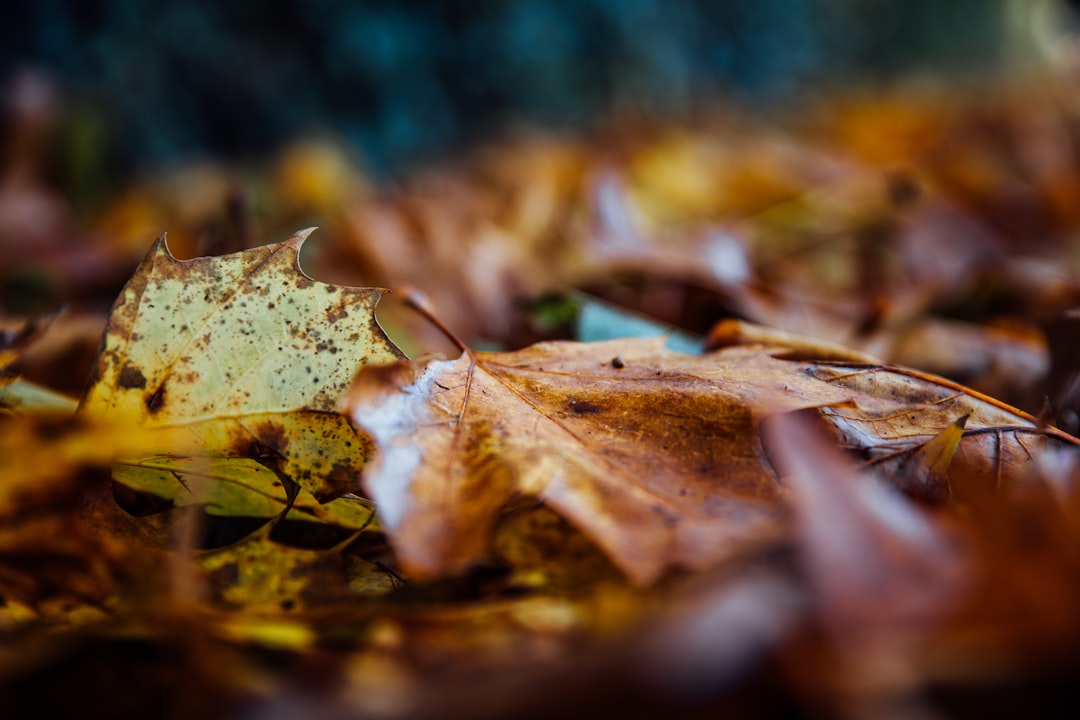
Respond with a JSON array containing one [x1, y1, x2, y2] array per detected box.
[[326, 302, 349, 324], [145, 384, 166, 413], [569, 399, 603, 415], [232, 420, 290, 462], [118, 366, 147, 389], [323, 462, 362, 500]]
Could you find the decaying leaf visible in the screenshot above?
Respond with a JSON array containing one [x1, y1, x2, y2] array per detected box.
[[342, 337, 859, 585], [809, 362, 1080, 499], [79, 230, 404, 500], [343, 332, 1080, 586]]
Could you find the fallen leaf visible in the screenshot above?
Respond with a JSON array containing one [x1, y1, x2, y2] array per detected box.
[[344, 332, 1080, 586], [706, 317, 879, 363], [79, 230, 403, 500], [809, 362, 1080, 500], [342, 337, 857, 585]]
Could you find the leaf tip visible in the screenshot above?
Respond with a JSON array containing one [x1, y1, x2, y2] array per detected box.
[[287, 227, 319, 249], [149, 232, 174, 261]]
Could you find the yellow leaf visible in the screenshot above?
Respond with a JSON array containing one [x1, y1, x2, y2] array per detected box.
[[79, 230, 403, 500], [112, 456, 378, 529]]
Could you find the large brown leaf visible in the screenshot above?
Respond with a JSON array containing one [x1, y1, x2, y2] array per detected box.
[[342, 335, 1080, 586], [342, 337, 859, 585]]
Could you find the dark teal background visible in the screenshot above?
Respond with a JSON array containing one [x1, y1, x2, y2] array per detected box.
[[0, 1, 1038, 178]]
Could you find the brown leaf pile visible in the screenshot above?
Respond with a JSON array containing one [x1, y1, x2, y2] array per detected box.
[[4, 74, 1080, 720]]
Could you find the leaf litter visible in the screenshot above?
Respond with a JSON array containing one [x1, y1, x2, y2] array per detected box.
[[5, 83, 1080, 718]]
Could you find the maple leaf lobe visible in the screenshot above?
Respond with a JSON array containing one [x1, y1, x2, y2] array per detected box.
[[80, 229, 404, 500]]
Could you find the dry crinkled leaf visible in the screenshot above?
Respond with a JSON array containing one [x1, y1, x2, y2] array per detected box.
[[810, 363, 1080, 499], [79, 230, 403, 500], [343, 334, 1080, 586], [343, 337, 857, 585]]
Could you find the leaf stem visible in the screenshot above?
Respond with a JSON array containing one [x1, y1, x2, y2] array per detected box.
[[396, 285, 470, 354]]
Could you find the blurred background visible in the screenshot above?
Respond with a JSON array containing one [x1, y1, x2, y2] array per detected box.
[[2, 0, 1073, 186]]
